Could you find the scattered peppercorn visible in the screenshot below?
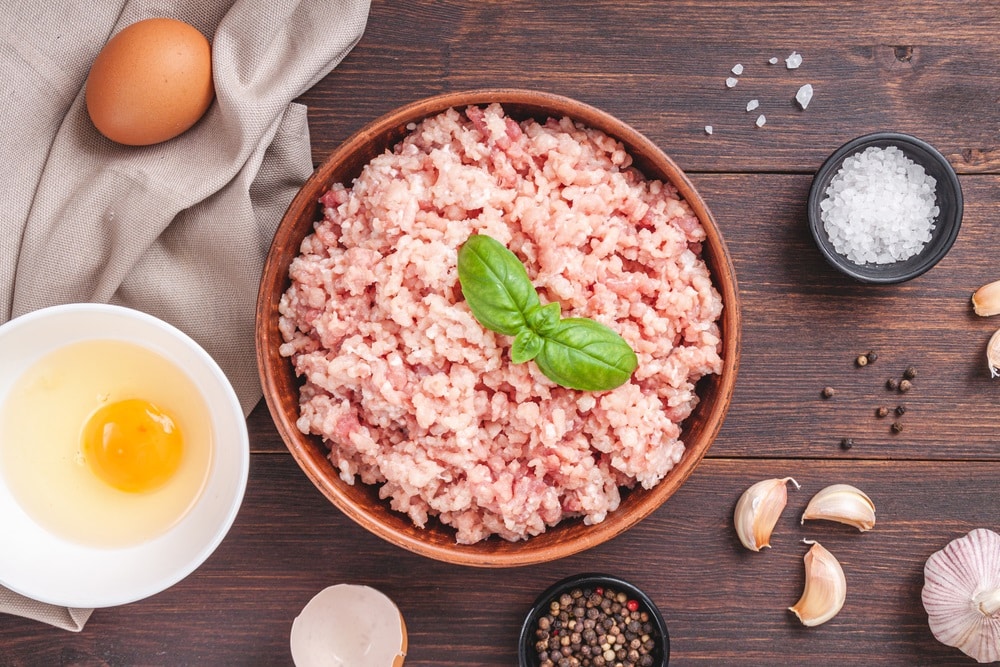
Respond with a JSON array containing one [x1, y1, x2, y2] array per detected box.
[[903, 366, 917, 380], [866, 350, 878, 363], [532, 585, 660, 667], [840, 437, 854, 450], [821, 386, 836, 398], [891, 421, 904, 433], [856, 354, 868, 367], [899, 379, 912, 393], [895, 405, 907, 416], [886, 378, 898, 391], [875, 406, 889, 418]]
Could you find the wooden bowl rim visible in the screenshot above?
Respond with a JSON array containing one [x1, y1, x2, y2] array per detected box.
[[256, 88, 741, 567]]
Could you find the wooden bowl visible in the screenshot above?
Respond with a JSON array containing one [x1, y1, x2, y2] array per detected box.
[[256, 89, 741, 567]]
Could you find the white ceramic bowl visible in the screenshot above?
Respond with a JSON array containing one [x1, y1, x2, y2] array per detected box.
[[0, 304, 249, 608]]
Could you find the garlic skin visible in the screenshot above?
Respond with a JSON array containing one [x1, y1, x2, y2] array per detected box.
[[922, 528, 1000, 663], [734, 477, 799, 551], [988, 329, 1000, 379], [800, 484, 876, 532], [973, 280, 1000, 317], [789, 540, 847, 627]]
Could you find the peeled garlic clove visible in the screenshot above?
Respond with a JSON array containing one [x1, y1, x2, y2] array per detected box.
[[734, 477, 799, 551], [988, 329, 1000, 379], [973, 280, 1000, 316], [800, 484, 876, 532], [789, 540, 847, 627]]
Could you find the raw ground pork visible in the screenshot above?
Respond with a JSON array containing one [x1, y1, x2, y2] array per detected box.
[[278, 103, 724, 544]]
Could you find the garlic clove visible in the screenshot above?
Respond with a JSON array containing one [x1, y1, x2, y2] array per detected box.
[[922, 528, 1000, 663], [789, 540, 847, 627], [988, 329, 1000, 379], [973, 280, 1000, 317], [800, 484, 876, 532], [734, 477, 799, 551]]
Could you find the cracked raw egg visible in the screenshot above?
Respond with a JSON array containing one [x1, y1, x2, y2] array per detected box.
[[85, 17, 214, 146], [0, 339, 213, 548]]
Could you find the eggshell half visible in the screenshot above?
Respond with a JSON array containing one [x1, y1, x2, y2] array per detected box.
[[291, 584, 407, 667], [85, 17, 214, 146]]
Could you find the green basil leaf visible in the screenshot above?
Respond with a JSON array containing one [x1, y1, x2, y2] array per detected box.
[[525, 302, 562, 336], [457, 234, 540, 336], [511, 329, 544, 363], [534, 318, 638, 391]]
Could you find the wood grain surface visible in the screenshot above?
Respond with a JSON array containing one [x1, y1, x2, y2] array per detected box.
[[4, 0, 1000, 665]]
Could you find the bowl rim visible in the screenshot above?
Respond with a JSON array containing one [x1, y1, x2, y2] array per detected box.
[[256, 88, 741, 567], [0, 303, 249, 608], [806, 130, 963, 284], [517, 572, 670, 667]]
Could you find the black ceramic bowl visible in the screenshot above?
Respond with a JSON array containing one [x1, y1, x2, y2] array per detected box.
[[807, 132, 963, 284], [518, 573, 669, 667]]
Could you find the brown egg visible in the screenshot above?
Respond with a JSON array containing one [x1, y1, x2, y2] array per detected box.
[[85, 18, 214, 146]]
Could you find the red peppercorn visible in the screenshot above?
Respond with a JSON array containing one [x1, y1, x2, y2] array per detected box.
[[627, 599, 639, 612], [595, 587, 604, 595]]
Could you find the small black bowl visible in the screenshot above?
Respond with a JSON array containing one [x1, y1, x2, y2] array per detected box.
[[807, 132, 963, 284], [518, 573, 669, 667]]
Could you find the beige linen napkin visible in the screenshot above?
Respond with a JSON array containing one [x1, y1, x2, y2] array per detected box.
[[0, 0, 369, 631]]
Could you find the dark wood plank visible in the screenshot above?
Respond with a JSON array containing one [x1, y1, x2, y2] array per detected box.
[[300, 0, 1000, 173], [0, 453, 991, 666]]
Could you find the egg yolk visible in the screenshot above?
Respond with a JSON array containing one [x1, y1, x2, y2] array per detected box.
[[81, 399, 183, 493]]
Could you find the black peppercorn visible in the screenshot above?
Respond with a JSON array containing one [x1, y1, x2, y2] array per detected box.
[[899, 379, 912, 393], [821, 386, 835, 398], [533, 585, 660, 667], [840, 437, 854, 450], [891, 421, 904, 433], [904, 366, 917, 380], [875, 406, 889, 418], [886, 378, 898, 390], [866, 350, 878, 363], [895, 404, 907, 416]]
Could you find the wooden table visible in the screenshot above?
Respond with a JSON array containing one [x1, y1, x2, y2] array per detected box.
[[4, 1, 1000, 664]]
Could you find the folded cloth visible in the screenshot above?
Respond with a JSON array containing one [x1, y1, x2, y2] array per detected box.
[[0, 0, 369, 631]]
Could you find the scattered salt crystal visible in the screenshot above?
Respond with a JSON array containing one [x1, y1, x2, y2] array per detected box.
[[768, 57, 779, 64], [795, 84, 814, 109], [755, 114, 766, 127], [705, 125, 714, 135], [786, 51, 802, 69], [746, 99, 760, 112], [732, 63, 744, 75], [820, 145, 939, 265], [725, 77, 738, 88]]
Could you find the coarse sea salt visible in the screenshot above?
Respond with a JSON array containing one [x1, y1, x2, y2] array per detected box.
[[786, 51, 802, 69], [795, 83, 813, 109], [732, 63, 744, 75], [746, 99, 760, 112], [725, 76, 738, 88], [820, 145, 939, 265]]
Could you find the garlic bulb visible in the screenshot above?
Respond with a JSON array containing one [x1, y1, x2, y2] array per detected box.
[[788, 540, 847, 627], [988, 329, 1000, 379], [800, 484, 876, 532], [734, 477, 799, 551], [922, 528, 1000, 663]]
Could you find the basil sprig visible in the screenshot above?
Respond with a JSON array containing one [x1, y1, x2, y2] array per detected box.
[[457, 234, 638, 391]]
